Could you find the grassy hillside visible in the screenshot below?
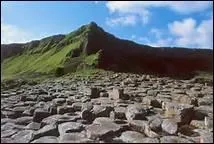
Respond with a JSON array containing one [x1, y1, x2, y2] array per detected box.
[[1, 22, 100, 80]]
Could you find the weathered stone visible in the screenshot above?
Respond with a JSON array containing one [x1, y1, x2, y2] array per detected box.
[[1, 118, 15, 125], [119, 131, 145, 143], [58, 122, 84, 135], [52, 98, 66, 106], [71, 102, 82, 111], [92, 105, 114, 117], [57, 105, 75, 114], [59, 133, 92, 143], [194, 106, 213, 120], [110, 107, 126, 120], [204, 116, 213, 131], [1, 129, 18, 138], [1, 123, 23, 131], [33, 109, 50, 122], [192, 129, 213, 143], [109, 88, 128, 100], [172, 89, 186, 94], [48, 106, 57, 115], [24, 101, 37, 106], [163, 102, 194, 125], [31, 136, 58, 143], [191, 87, 201, 91], [13, 106, 27, 114], [129, 120, 159, 138], [11, 130, 34, 143], [147, 90, 158, 96], [126, 104, 147, 121], [23, 107, 35, 116], [160, 136, 194, 143], [20, 95, 27, 101], [149, 117, 162, 132], [2, 110, 20, 119], [161, 119, 178, 135], [86, 117, 122, 140], [151, 99, 162, 108], [90, 87, 100, 98], [1, 138, 15, 143], [15, 116, 33, 125], [38, 95, 53, 102], [66, 98, 75, 105], [198, 96, 213, 106], [41, 114, 80, 126], [25, 122, 41, 130], [190, 120, 205, 129], [32, 124, 59, 140], [100, 92, 109, 97], [82, 102, 93, 111], [81, 109, 95, 122]]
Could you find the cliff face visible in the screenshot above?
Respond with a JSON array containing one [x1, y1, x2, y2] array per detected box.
[[84, 23, 213, 76], [1, 44, 24, 61], [1, 22, 213, 78]]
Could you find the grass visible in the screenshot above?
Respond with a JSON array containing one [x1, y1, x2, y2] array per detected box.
[[2, 22, 112, 82], [84, 51, 100, 66], [1, 23, 101, 81], [2, 41, 81, 79]]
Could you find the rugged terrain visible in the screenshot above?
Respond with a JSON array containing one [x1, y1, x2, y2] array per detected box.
[[1, 22, 213, 80], [1, 22, 213, 143], [1, 70, 213, 143]]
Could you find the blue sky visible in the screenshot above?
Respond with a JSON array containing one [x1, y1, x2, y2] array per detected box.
[[1, 1, 213, 49]]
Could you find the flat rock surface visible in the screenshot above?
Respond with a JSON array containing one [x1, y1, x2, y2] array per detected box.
[[1, 71, 213, 143]]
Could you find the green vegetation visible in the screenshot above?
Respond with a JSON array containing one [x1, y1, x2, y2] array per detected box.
[[1, 23, 102, 81], [84, 50, 100, 66]]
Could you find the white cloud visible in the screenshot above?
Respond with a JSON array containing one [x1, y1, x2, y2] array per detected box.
[[168, 16, 213, 48], [106, 1, 211, 26], [131, 16, 213, 48], [106, 15, 137, 27], [1, 23, 35, 44]]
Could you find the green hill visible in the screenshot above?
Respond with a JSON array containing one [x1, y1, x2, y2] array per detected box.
[[1, 22, 101, 80], [1, 21, 213, 81]]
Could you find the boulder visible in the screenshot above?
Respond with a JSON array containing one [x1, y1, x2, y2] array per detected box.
[[86, 117, 122, 140], [25, 122, 41, 130], [161, 119, 178, 135], [110, 107, 126, 120], [57, 105, 75, 114], [129, 120, 159, 137], [32, 124, 59, 141], [160, 136, 194, 143], [90, 87, 100, 98], [58, 122, 84, 135], [149, 117, 162, 132], [15, 116, 33, 125], [126, 104, 147, 121], [163, 102, 194, 125], [33, 109, 50, 122], [59, 133, 92, 143], [119, 131, 146, 143], [109, 88, 128, 100], [92, 105, 114, 117], [11, 130, 34, 143], [31, 136, 58, 143]]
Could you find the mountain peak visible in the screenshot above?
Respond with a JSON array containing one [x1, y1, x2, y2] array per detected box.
[[87, 21, 103, 33], [89, 21, 98, 27]]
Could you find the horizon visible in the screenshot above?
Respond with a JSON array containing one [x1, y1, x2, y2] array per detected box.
[[1, 1, 213, 49]]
